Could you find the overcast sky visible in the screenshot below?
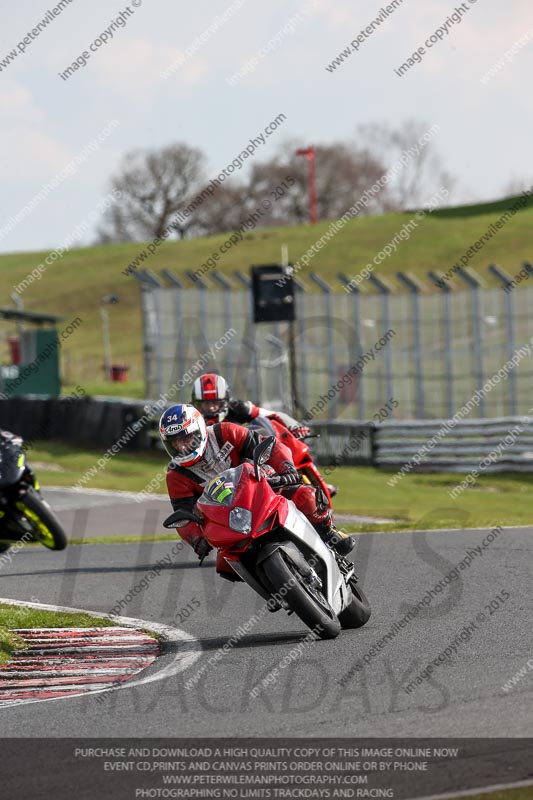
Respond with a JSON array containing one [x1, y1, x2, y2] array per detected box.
[[0, 0, 530, 253]]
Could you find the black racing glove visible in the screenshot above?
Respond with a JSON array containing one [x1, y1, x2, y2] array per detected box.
[[268, 463, 301, 488], [289, 425, 311, 439], [193, 537, 213, 560], [227, 399, 254, 422]]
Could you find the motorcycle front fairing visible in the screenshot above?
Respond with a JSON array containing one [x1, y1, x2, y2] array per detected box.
[[196, 462, 350, 616], [271, 501, 350, 616], [196, 463, 286, 550], [0, 441, 26, 491], [0, 442, 33, 542]]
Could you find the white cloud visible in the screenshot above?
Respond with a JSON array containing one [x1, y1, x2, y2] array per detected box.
[[90, 38, 210, 98], [0, 84, 39, 118], [0, 83, 72, 179]]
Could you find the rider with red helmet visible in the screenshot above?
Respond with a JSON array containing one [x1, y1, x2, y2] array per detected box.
[[191, 373, 310, 439], [160, 404, 354, 579], [191, 373, 339, 498]]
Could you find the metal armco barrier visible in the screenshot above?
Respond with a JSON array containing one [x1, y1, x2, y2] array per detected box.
[[373, 415, 533, 473], [306, 422, 375, 466], [2, 396, 533, 473]]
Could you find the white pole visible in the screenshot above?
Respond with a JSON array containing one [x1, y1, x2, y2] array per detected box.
[[100, 305, 112, 380]]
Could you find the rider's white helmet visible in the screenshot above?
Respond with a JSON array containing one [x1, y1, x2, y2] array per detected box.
[[191, 373, 230, 425], [159, 404, 208, 467]]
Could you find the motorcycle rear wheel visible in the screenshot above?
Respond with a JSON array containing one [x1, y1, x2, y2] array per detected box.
[[15, 489, 67, 551], [261, 549, 341, 640], [338, 578, 371, 629]]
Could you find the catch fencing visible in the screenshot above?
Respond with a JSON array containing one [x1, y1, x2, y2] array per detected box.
[[138, 267, 533, 421]]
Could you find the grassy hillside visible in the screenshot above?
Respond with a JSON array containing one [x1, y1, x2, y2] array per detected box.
[[0, 194, 531, 394]]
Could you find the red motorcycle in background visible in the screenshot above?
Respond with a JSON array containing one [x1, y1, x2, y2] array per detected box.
[[164, 437, 370, 640], [247, 415, 337, 508]]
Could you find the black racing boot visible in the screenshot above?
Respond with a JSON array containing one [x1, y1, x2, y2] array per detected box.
[[312, 490, 355, 556], [315, 521, 356, 557]]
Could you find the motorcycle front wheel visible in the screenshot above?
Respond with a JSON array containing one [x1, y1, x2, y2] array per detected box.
[[338, 577, 371, 629], [15, 489, 67, 551], [261, 549, 341, 640]]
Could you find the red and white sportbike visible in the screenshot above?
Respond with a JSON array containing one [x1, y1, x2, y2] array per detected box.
[[163, 437, 370, 640], [248, 414, 337, 507]]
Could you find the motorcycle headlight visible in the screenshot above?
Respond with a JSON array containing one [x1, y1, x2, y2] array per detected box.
[[229, 507, 252, 534]]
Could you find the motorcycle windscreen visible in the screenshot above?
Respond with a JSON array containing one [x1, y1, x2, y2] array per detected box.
[[197, 463, 285, 549], [200, 465, 244, 507], [197, 465, 244, 548]]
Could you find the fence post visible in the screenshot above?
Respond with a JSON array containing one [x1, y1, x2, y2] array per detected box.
[[185, 271, 213, 367], [368, 274, 393, 406], [428, 271, 454, 417], [151, 288, 166, 399], [231, 271, 260, 397], [293, 280, 309, 416], [161, 270, 184, 394], [309, 273, 336, 419], [337, 273, 365, 419], [457, 268, 485, 417], [210, 271, 234, 345], [397, 272, 425, 418], [488, 263, 521, 415]]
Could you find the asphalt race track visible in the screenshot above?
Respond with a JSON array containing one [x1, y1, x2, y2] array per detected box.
[[1, 488, 532, 740], [40, 487, 393, 537]]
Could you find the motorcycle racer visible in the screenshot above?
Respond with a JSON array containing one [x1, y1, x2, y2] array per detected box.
[[0, 429, 39, 491], [160, 404, 355, 579], [191, 373, 337, 498], [191, 373, 310, 439]]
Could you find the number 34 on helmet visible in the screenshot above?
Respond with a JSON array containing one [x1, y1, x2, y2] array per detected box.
[[159, 404, 208, 466]]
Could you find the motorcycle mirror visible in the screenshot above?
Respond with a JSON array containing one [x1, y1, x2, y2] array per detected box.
[[253, 435, 276, 481], [163, 509, 203, 529]]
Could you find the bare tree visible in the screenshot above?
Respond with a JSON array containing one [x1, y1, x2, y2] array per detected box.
[[502, 177, 533, 196], [247, 140, 387, 226], [356, 120, 455, 210], [194, 184, 255, 235], [96, 122, 455, 243], [96, 143, 207, 242]]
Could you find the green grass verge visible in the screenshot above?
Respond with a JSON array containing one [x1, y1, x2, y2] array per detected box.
[[0, 602, 115, 630], [27, 440, 533, 531], [0, 602, 116, 666], [452, 788, 533, 800], [62, 380, 146, 399], [331, 465, 533, 531], [29, 440, 166, 493], [1, 194, 531, 392], [0, 626, 26, 666]]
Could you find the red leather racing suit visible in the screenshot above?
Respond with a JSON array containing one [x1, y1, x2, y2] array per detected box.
[[166, 422, 329, 576]]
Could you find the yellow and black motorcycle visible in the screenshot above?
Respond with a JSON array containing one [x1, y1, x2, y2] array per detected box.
[[0, 435, 67, 555]]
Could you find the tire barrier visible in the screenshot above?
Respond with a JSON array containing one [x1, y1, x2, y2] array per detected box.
[[0, 396, 149, 452]]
